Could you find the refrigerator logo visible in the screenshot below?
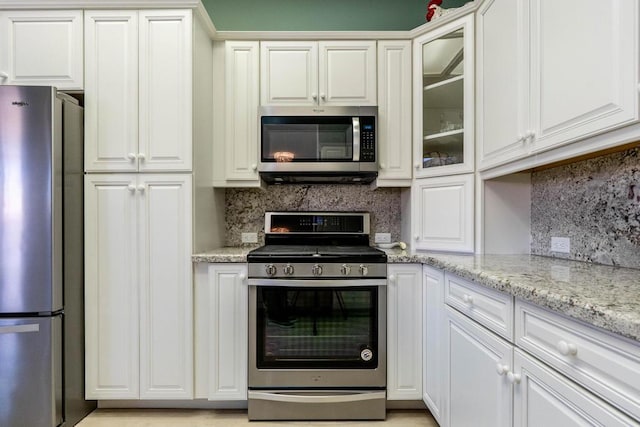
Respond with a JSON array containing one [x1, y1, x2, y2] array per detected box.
[[12, 101, 29, 107]]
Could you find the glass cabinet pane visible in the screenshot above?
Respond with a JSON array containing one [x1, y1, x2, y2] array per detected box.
[[421, 28, 464, 169]]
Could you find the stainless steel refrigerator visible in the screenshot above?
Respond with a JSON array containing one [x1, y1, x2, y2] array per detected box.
[[0, 86, 96, 426]]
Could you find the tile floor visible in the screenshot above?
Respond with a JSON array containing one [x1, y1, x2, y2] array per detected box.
[[76, 409, 438, 426]]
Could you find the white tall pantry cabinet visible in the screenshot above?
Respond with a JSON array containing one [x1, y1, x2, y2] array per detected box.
[[84, 8, 216, 400]]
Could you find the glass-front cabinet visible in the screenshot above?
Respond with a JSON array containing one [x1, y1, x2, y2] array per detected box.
[[413, 14, 474, 178]]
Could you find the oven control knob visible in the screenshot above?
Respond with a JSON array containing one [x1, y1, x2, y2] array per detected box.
[[265, 264, 277, 276], [312, 264, 323, 276], [340, 264, 352, 276], [359, 264, 369, 276], [361, 348, 373, 362], [283, 264, 294, 276]]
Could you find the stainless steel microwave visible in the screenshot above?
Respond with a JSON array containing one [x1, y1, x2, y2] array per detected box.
[[258, 106, 378, 184]]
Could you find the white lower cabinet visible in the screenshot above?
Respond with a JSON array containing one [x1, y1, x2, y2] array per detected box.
[[445, 305, 513, 427], [513, 349, 637, 427], [387, 264, 423, 400], [194, 263, 248, 401], [422, 266, 444, 424], [85, 174, 193, 400]]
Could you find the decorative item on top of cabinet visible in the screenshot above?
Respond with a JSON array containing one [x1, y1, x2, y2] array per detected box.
[[413, 14, 474, 178], [260, 40, 376, 107], [376, 40, 413, 187], [212, 40, 261, 187], [84, 9, 193, 173], [477, 0, 638, 171], [0, 10, 83, 90], [412, 173, 474, 252]]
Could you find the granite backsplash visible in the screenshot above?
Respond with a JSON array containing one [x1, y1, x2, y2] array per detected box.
[[225, 185, 402, 246], [531, 146, 640, 269]]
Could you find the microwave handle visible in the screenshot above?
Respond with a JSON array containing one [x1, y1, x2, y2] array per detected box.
[[352, 117, 360, 161]]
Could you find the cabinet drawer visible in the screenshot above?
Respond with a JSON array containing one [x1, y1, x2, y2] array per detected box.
[[516, 300, 640, 421], [444, 274, 513, 341]]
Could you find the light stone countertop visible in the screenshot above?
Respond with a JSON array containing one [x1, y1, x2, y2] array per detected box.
[[192, 248, 640, 343]]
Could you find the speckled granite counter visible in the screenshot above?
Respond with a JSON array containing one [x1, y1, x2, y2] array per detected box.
[[192, 248, 640, 343]]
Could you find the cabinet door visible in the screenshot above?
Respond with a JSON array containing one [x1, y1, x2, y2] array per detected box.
[[413, 174, 474, 252], [84, 175, 139, 399], [260, 41, 318, 106], [84, 11, 139, 172], [318, 41, 377, 106], [0, 10, 83, 89], [529, 0, 638, 153], [513, 349, 637, 427], [423, 266, 444, 424], [139, 10, 192, 172], [223, 41, 260, 182], [376, 40, 412, 186], [387, 264, 423, 400], [208, 264, 248, 400], [445, 307, 513, 427], [139, 174, 193, 399], [413, 15, 474, 178], [476, 0, 531, 170]]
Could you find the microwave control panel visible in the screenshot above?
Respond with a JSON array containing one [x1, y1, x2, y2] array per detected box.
[[360, 116, 376, 162]]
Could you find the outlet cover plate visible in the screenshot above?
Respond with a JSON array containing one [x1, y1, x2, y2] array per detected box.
[[550, 237, 570, 253], [241, 232, 258, 244], [375, 233, 391, 243]]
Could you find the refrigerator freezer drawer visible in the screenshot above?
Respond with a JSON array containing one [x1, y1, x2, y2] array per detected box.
[[0, 316, 62, 427]]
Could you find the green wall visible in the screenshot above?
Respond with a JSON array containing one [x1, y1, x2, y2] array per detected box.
[[202, 0, 473, 31]]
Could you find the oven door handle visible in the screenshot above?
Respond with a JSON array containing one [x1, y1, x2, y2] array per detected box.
[[247, 279, 387, 287], [248, 390, 386, 404]]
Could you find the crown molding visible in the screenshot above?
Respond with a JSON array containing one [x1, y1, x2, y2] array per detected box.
[[0, 0, 201, 9], [212, 30, 412, 41]]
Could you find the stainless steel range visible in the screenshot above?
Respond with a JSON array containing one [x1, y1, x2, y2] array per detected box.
[[247, 212, 387, 421]]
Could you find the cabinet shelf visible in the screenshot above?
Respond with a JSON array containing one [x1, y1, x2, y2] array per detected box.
[[423, 75, 464, 109], [424, 128, 464, 142]]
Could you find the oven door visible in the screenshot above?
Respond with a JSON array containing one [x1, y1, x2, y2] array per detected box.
[[248, 279, 386, 389]]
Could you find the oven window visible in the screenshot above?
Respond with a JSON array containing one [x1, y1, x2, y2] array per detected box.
[[256, 286, 378, 369], [261, 116, 354, 162]]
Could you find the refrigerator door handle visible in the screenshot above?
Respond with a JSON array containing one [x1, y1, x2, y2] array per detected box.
[[0, 324, 40, 334]]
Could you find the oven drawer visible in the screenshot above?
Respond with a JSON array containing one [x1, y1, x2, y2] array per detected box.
[[248, 390, 386, 420], [444, 273, 513, 341], [516, 300, 640, 421]]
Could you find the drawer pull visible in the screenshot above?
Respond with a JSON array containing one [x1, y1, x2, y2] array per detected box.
[[462, 294, 474, 305], [495, 363, 509, 376], [557, 340, 578, 356], [507, 371, 521, 384]]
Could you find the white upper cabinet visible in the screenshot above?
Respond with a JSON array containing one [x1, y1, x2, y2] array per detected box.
[[0, 10, 83, 90], [84, 9, 192, 173], [478, 0, 639, 170], [260, 40, 376, 106], [413, 14, 474, 178], [376, 40, 413, 186], [212, 41, 261, 187]]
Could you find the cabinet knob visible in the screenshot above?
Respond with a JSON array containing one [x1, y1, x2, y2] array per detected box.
[[137, 185, 145, 193], [138, 153, 146, 161], [251, 164, 257, 171], [495, 363, 509, 376], [238, 273, 246, 283], [507, 371, 521, 384], [517, 134, 525, 143], [462, 294, 474, 305], [127, 184, 136, 192], [388, 274, 396, 284], [312, 92, 318, 100], [414, 163, 421, 170], [414, 235, 419, 241], [525, 130, 535, 142], [0, 71, 8, 79], [320, 93, 326, 100], [128, 152, 137, 161], [380, 163, 386, 170], [556, 340, 578, 356]]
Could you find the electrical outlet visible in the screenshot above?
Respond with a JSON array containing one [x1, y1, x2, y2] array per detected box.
[[550, 237, 570, 253], [374, 233, 391, 243], [241, 232, 258, 244]]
